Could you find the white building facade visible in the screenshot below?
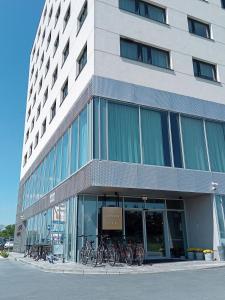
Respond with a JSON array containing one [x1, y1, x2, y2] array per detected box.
[[15, 0, 225, 261]]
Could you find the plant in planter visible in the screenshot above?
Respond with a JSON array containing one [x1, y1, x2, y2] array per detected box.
[[0, 250, 9, 258], [203, 249, 214, 261]]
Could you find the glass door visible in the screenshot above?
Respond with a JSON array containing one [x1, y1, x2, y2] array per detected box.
[[125, 210, 144, 243], [167, 211, 186, 258], [145, 211, 166, 257]]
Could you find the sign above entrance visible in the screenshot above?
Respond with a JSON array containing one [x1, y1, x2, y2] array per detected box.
[[102, 207, 123, 230]]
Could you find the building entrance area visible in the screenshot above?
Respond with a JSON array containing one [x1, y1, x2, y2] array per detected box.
[[97, 197, 187, 260], [125, 209, 186, 259]]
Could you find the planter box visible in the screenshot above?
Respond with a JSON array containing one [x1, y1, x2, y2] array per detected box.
[[187, 252, 194, 260], [195, 252, 204, 260], [204, 253, 213, 261]]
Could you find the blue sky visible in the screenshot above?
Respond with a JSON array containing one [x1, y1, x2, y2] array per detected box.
[[0, 0, 45, 225]]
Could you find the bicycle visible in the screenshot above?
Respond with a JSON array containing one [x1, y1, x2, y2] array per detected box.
[[128, 241, 145, 266], [96, 235, 116, 267], [78, 235, 97, 266], [114, 236, 133, 266]]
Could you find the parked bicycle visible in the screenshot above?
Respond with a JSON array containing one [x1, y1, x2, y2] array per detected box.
[[95, 235, 116, 267], [114, 236, 133, 266], [79, 235, 97, 266], [128, 240, 145, 266]]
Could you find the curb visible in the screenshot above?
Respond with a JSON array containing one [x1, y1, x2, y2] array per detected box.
[[12, 257, 225, 275]]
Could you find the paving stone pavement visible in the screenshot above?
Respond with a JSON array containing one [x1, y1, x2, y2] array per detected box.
[[8, 252, 225, 275]]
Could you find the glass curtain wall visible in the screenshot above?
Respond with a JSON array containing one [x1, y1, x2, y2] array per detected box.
[[22, 105, 90, 211], [215, 195, 225, 244], [205, 121, 225, 172], [181, 116, 209, 171]]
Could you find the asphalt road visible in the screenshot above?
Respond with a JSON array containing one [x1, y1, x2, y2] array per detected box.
[[1, 259, 225, 300]]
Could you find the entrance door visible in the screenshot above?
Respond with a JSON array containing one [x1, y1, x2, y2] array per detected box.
[[145, 211, 166, 257], [125, 210, 144, 243], [167, 211, 186, 258]]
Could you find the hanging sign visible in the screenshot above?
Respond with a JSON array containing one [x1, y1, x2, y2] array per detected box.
[[102, 207, 123, 230]]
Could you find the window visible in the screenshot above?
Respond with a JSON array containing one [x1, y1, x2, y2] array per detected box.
[[64, 4, 71, 30], [62, 39, 69, 65], [108, 102, 140, 163], [31, 117, 35, 131], [42, 29, 46, 44], [42, 118, 47, 136], [181, 116, 209, 171], [193, 59, 217, 81], [36, 104, 41, 120], [29, 86, 33, 99], [53, 34, 59, 55], [34, 70, 38, 84], [23, 153, 28, 166], [50, 100, 56, 121], [43, 87, 48, 106], [36, 49, 39, 62], [77, 45, 87, 75], [25, 129, 29, 143], [45, 58, 50, 76], [205, 121, 225, 172], [29, 144, 33, 157], [121, 38, 170, 69], [48, 6, 53, 24], [141, 108, 171, 166], [40, 52, 44, 68], [38, 77, 43, 93], [188, 17, 210, 39], [78, 1, 87, 32], [33, 94, 36, 107], [61, 78, 68, 103], [34, 132, 39, 148], [27, 107, 31, 121], [52, 66, 58, 87], [119, 0, 166, 24], [221, 0, 225, 9], [30, 65, 34, 78], [47, 31, 51, 50], [55, 5, 61, 26]]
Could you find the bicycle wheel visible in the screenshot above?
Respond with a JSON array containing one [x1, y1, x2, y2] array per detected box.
[[136, 246, 145, 266], [96, 248, 104, 265], [107, 246, 116, 266], [90, 249, 98, 267], [80, 247, 88, 265], [125, 246, 133, 266]]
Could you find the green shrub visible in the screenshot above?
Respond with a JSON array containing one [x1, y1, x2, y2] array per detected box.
[[0, 250, 9, 258]]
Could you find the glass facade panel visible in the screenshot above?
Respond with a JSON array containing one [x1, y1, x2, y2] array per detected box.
[[78, 107, 88, 168], [61, 131, 70, 181], [141, 108, 170, 166], [108, 102, 141, 163], [181, 117, 209, 171], [216, 195, 225, 240], [71, 118, 79, 174], [206, 121, 225, 172], [170, 113, 183, 168]]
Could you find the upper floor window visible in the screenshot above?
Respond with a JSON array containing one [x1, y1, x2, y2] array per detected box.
[[188, 17, 210, 39], [29, 143, 33, 157], [33, 93, 36, 108], [55, 4, 61, 26], [62, 39, 70, 65], [50, 100, 57, 121], [27, 107, 31, 121], [193, 59, 217, 82], [43, 87, 48, 106], [53, 33, 59, 55], [23, 153, 28, 166], [31, 117, 35, 131], [38, 77, 43, 93], [34, 70, 38, 84], [78, 1, 87, 32], [25, 129, 29, 143], [42, 28, 46, 44], [52, 66, 58, 87], [47, 31, 51, 50], [36, 104, 41, 120], [64, 4, 71, 30], [120, 38, 170, 69], [77, 45, 87, 75], [34, 132, 39, 148], [41, 118, 47, 136], [48, 6, 53, 24], [61, 78, 68, 103], [119, 0, 166, 24], [221, 0, 225, 9], [45, 58, 50, 76], [40, 52, 44, 68]]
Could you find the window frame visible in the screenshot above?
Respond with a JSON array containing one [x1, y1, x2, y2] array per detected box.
[[193, 58, 217, 82], [188, 17, 211, 39]]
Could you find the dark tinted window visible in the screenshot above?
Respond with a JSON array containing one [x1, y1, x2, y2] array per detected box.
[[193, 59, 217, 81], [188, 18, 210, 39], [170, 113, 183, 168]]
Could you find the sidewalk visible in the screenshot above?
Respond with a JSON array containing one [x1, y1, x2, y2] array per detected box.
[[7, 252, 225, 275]]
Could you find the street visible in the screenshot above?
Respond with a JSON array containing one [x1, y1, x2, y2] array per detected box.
[[1, 259, 225, 300]]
